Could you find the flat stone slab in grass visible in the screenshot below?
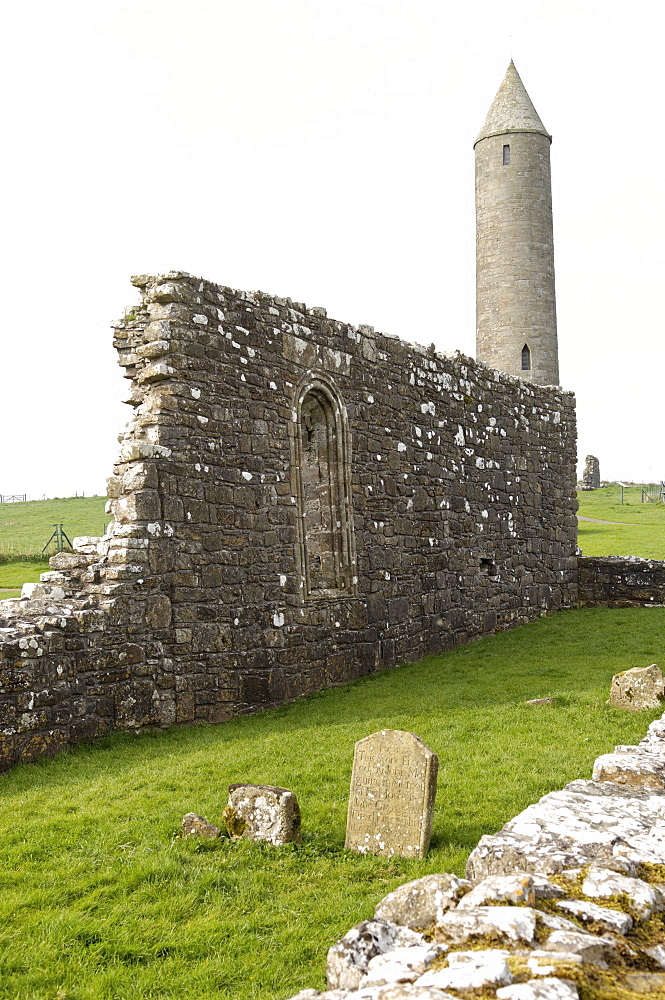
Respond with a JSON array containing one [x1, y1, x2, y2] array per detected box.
[[608, 664, 665, 710], [345, 730, 438, 859], [223, 784, 301, 845]]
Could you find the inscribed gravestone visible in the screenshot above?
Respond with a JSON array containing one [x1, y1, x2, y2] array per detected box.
[[345, 729, 438, 859]]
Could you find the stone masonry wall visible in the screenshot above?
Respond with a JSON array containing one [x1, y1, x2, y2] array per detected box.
[[0, 271, 578, 769], [579, 556, 665, 607]]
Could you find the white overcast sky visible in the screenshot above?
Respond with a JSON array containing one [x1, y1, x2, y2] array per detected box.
[[1, 0, 662, 498]]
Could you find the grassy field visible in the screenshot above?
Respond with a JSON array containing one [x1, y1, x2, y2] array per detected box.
[[0, 606, 663, 1000], [0, 496, 110, 557], [577, 483, 665, 559], [0, 560, 50, 600], [0, 497, 110, 598]]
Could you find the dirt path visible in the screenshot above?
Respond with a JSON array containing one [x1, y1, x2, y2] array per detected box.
[[577, 515, 626, 525]]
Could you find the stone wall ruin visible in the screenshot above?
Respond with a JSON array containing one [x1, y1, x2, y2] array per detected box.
[[0, 271, 579, 769], [581, 454, 601, 490], [578, 556, 665, 607]]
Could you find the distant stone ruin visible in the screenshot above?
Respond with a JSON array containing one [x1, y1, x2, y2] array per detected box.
[[581, 454, 601, 490]]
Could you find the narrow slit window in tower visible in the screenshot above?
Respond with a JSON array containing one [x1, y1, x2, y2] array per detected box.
[[502, 144, 510, 165], [521, 344, 531, 371]]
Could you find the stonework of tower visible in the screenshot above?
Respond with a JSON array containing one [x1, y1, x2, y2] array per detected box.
[[475, 61, 560, 387]]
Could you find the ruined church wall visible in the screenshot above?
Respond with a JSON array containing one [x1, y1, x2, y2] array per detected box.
[[0, 271, 578, 769], [107, 272, 577, 718]]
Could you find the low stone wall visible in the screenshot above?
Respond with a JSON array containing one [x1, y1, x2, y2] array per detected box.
[[287, 714, 665, 999], [0, 533, 175, 771], [579, 556, 665, 607]]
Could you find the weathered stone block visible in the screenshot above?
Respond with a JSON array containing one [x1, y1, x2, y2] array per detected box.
[[457, 873, 536, 908], [435, 906, 537, 946], [223, 783, 301, 845], [145, 594, 172, 629], [417, 949, 512, 991], [496, 979, 579, 1000], [608, 664, 664, 710], [374, 873, 470, 929], [581, 866, 663, 920], [555, 898, 632, 935], [326, 919, 424, 990], [592, 749, 665, 790], [363, 944, 443, 986]]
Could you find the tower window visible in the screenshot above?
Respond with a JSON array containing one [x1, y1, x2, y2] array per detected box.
[[502, 144, 510, 165], [521, 344, 531, 371]]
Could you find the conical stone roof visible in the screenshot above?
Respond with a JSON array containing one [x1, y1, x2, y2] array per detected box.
[[475, 61, 550, 146]]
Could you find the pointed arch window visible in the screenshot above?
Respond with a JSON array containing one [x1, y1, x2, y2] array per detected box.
[[292, 376, 356, 599], [521, 344, 531, 371]]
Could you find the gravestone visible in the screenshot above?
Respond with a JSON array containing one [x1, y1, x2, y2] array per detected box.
[[223, 783, 302, 845], [345, 729, 438, 859]]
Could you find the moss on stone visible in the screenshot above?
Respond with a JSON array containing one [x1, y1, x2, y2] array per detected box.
[[222, 804, 247, 840]]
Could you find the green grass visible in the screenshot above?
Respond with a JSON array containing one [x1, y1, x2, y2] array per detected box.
[[0, 497, 110, 595], [0, 561, 49, 600], [0, 606, 663, 1000], [577, 484, 665, 559], [0, 497, 110, 557], [0, 560, 49, 589]]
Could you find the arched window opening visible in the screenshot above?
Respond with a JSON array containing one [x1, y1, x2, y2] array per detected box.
[[521, 344, 531, 371], [503, 144, 510, 165], [293, 377, 356, 599]]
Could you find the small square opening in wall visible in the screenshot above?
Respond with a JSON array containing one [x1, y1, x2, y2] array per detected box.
[[480, 558, 498, 577]]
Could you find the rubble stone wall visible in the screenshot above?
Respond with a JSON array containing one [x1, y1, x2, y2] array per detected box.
[[0, 271, 578, 769], [578, 555, 665, 607]]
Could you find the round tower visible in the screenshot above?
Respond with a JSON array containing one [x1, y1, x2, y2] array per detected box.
[[475, 61, 559, 386]]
